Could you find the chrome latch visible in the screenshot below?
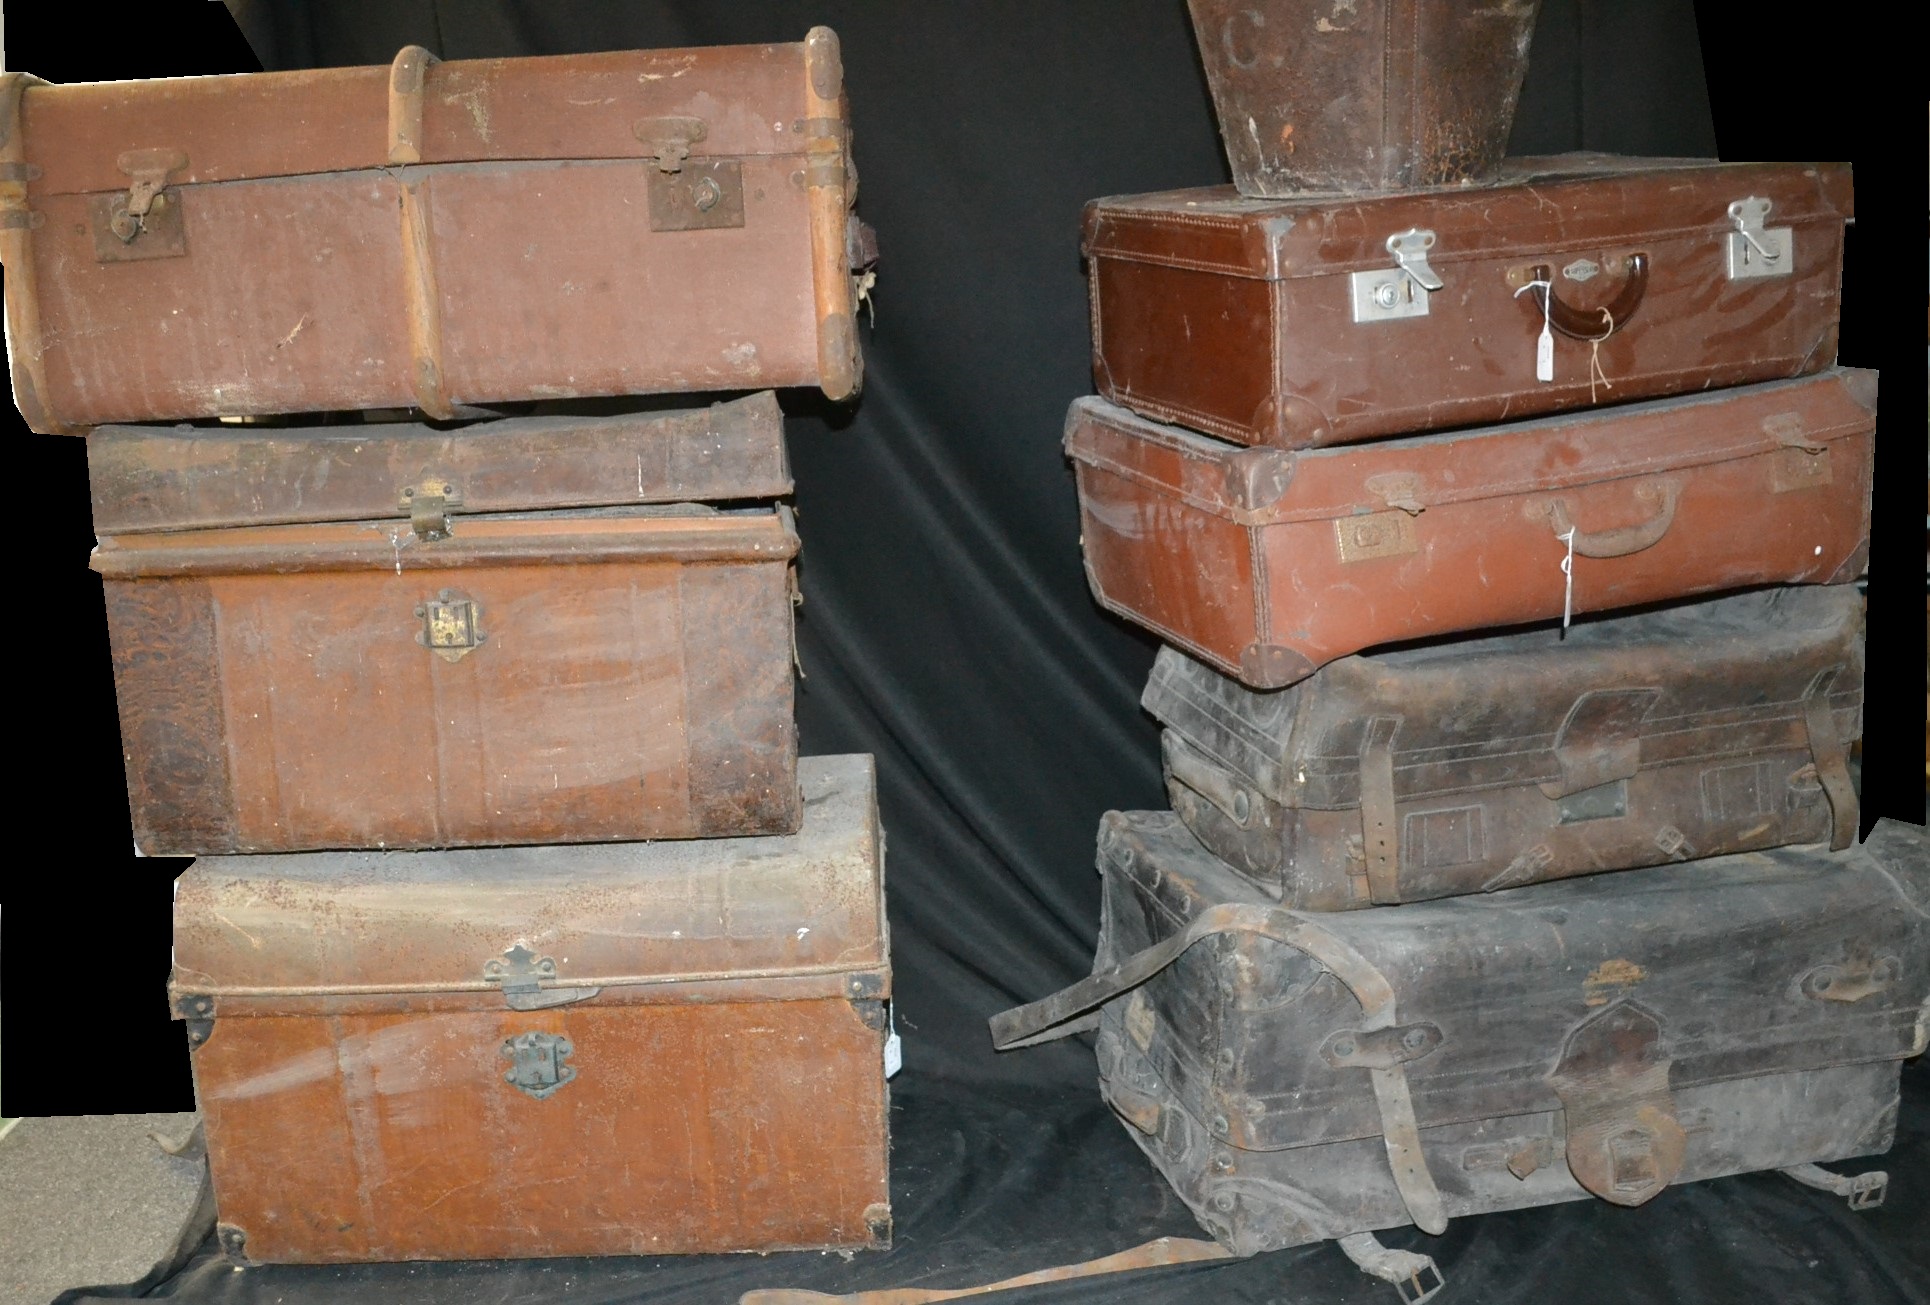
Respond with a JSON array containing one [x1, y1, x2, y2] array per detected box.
[[501, 1032, 575, 1099], [1351, 228, 1441, 323], [1726, 196, 1793, 280], [415, 589, 486, 662], [400, 478, 462, 541]]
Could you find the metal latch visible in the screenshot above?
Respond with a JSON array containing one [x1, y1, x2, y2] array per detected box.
[[1800, 953, 1900, 1003], [633, 116, 708, 173], [647, 161, 746, 232], [501, 1031, 575, 1099], [93, 149, 190, 262], [1319, 1022, 1443, 1070], [1351, 229, 1442, 323], [482, 943, 600, 1011], [1548, 1000, 1686, 1207], [399, 479, 461, 540], [415, 589, 486, 662], [1726, 196, 1793, 280]]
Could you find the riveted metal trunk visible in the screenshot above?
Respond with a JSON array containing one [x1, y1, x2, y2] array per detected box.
[[1143, 586, 1863, 908], [1184, 0, 1540, 196], [1089, 811, 1928, 1253], [1067, 368, 1874, 690], [95, 504, 800, 855], [169, 754, 892, 1264], [1084, 157, 1850, 449], [0, 31, 871, 434]]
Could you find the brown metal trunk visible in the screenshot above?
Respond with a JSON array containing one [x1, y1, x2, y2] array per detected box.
[[96, 505, 800, 854], [0, 31, 870, 433], [1067, 368, 1874, 690], [1185, 0, 1541, 196], [170, 754, 891, 1264], [86, 392, 791, 535], [1142, 586, 1863, 908], [1084, 157, 1850, 449]]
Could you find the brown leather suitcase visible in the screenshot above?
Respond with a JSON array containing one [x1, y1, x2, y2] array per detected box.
[[1183, 0, 1541, 196], [171, 754, 892, 1264], [991, 814, 1927, 1299], [1143, 586, 1862, 909], [0, 31, 871, 434], [86, 392, 791, 535], [97, 502, 800, 855], [1084, 157, 1850, 449], [1068, 368, 1874, 690]]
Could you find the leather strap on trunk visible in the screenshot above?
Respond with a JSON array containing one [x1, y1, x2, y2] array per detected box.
[[989, 902, 1449, 1236], [1802, 667, 1857, 851], [739, 1235, 1234, 1304], [1358, 717, 1402, 904]]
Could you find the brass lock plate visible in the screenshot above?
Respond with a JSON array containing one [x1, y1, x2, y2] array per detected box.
[[90, 190, 188, 262], [415, 589, 486, 662], [647, 160, 746, 232], [1335, 510, 1419, 563]]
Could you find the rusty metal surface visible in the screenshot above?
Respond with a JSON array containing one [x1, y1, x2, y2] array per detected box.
[[168, 755, 889, 1263], [97, 507, 800, 854], [1084, 157, 1851, 448], [86, 392, 791, 535], [1185, 0, 1540, 196], [2, 35, 868, 431], [1067, 369, 1875, 690], [1087, 810, 1927, 1251], [1142, 586, 1864, 907]]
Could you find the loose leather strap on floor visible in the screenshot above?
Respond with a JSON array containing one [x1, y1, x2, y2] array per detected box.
[[988, 901, 1448, 1236], [1802, 667, 1856, 851], [738, 1235, 1234, 1305]]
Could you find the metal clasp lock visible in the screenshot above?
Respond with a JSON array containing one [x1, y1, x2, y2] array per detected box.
[[112, 148, 187, 241], [92, 149, 190, 262], [399, 478, 461, 541], [501, 1032, 575, 1100], [1351, 229, 1442, 323], [1726, 196, 1793, 280], [632, 116, 708, 173], [415, 589, 485, 662], [483, 943, 601, 1012]]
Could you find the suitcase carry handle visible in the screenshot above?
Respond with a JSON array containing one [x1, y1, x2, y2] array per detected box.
[[1521, 253, 1648, 341], [1541, 479, 1679, 558], [989, 901, 1449, 1237]]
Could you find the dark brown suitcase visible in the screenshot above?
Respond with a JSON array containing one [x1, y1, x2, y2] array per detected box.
[[1068, 369, 1874, 690], [992, 813, 1927, 1297], [86, 391, 791, 535], [0, 32, 871, 434], [1184, 0, 1541, 197], [1143, 586, 1862, 908], [171, 753, 892, 1264], [1084, 157, 1850, 449], [97, 503, 800, 855]]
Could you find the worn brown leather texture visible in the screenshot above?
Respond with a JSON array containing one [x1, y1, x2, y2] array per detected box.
[[1068, 368, 1874, 690], [86, 392, 791, 535], [0, 37, 868, 432], [96, 507, 800, 854], [170, 755, 890, 1263], [1084, 157, 1850, 449], [1089, 811, 1928, 1252], [1143, 587, 1863, 908], [1185, 0, 1541, 196]]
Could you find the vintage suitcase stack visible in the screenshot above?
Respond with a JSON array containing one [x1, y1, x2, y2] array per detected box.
[[3, 32, 895, 1264], [996, 3, 1901, 1299]]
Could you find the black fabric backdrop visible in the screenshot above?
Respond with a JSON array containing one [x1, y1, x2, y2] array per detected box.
[[1, 2, 1925, 1302]]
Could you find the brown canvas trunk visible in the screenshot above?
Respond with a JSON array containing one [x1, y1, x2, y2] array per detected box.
[[169, 754, 892, 1264], [0, 31, 871, 434], [1184, 0, 1541, 196], [95, 503, 801, 855], [1067, 368, 1874, 690], [86, 391, 791, 534], [1084, 157, 1850, 449], [1142, 587, 1863, 909]]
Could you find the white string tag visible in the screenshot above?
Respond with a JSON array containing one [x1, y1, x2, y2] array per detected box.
[[1514, 279, 1555, 382], [1558, 526, 1577, 636]]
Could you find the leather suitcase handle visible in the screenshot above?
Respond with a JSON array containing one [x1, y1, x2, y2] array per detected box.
[[1543, 479, 1679, 558], [1523, 254, 1648, 340]]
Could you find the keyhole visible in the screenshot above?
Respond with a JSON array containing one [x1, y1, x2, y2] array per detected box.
[[692, 177, 722, 212]]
